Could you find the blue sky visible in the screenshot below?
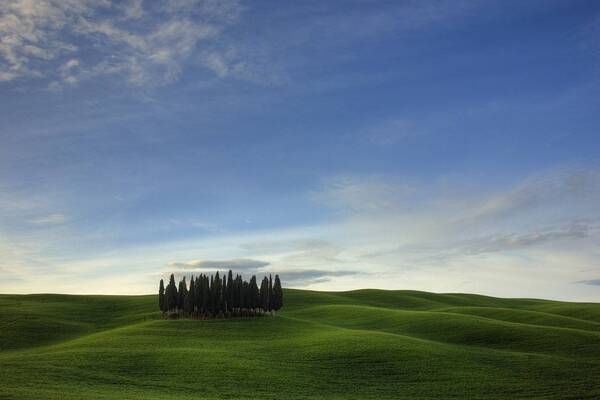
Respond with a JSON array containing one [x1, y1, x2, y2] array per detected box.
[[1, 0, 599, 299]]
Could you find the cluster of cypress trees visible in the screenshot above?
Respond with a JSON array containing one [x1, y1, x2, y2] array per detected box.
[[158, 270, 283, 318]]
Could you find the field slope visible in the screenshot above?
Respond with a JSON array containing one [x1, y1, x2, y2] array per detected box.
[[1, 289, 599, 399]]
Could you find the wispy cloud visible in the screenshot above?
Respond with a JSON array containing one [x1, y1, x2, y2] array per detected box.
[[168, 258, 269, 271], [166, 255, 360, 286], [0, 0, 106, 82], [576, 279, 600, 286], [459, 222, 592, 255], [274, 269, 360, 286], [387, 220, 598, 266], [3, 164, 599, 298], [28, 213, 67, 225], [362, 118, 428, 146], [72, 15, 219, 87], [282, 0, 478, 48], [0, 0, 244, 87], [119, 0, 144, 20], [465, 167, 600, 222], [310, 175, 418, 215]]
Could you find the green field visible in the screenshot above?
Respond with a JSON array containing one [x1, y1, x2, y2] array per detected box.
[[1, 289, 599, 399]]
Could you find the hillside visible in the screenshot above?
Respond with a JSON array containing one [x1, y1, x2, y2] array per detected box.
[[1, 289, 599, 399]]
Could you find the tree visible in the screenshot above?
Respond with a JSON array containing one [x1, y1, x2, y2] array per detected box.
[[189, 276, 196, 313], [232, 274, 239, 310], [159, 279, 165, 312], [209, 275, 214, 314], [158, 271, 282, 317], [201, 275, 209, 314], [241, 281, 249, 310], [249, 276, 259, 311], [227, 270, 234, 311], [194, 274, 204, 313], [184, 276, 195, 315], [166, 274, 178, 312], [272, 275, 283, 311], [213, 271, 221, 315], [268, 274, 273, 312], [222, 273, 228, 313], [260, 276, 269, 312], [178, 277, 187, 311]]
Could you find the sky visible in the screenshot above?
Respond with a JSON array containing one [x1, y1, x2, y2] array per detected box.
[[1, 0, 599, 300]]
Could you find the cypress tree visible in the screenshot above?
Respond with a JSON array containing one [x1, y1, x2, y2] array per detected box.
[[213, 271, 221, 314], [222, 274, 228, 313], [232, 274, 238, 310], [201, 275, 209, 314], [158, 271, 281, 317], [178, 277, 187, 311], [159, 279, 165, 312], [241, 281, 249, 310], [227, 270, 234, 311], [186, 276, 195, 315], [249, 276, 259, 310], [235, 274, 242, 309], [165, 284, 170, 311], [195, 274, 204, 312], [167, 274, 178, 312], [209, 275, 214, 315], [191, 276, 197, 312], [260, 276, 269, 312], [268, 274, 274, 312], [273, 275, 283, 311]]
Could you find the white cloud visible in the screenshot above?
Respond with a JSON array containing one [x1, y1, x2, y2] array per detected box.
[[28, 213, 67, 225], [310, 175, 418, 214], [119, 0, 144, 20], [2, 166, 600, 300], [577, 279, 600, 286], [299, 166, 600, 298], [202, 51, 230, 78], [168, 258, 269, 271], [364, 118, 427, 146], [162, 0, 242, 23], [0, 0, 104, 82], [74, 17, 219, 86], [0, 0, 244, 87], [461, 166, 600, 226]]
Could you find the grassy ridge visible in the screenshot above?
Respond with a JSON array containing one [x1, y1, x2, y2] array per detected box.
[[1, 289, 599, 399]]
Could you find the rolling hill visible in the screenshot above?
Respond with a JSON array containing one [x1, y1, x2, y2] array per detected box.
[[1, 289, 599, 399]]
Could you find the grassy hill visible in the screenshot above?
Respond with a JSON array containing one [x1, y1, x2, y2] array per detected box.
[[1, 289, 599, 399]]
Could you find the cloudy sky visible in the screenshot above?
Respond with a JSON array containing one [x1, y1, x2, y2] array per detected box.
[[1, 0, 599, 300]]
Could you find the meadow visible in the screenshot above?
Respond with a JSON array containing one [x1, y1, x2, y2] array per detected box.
[[1, 289, 599, 399]]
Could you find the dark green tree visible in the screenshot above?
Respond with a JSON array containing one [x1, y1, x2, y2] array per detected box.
[[242, 281, 249, 310], [167, 274, 178, 311], [159, 279, 165, 312], [201, 275, 209, 314], [159, 271, 281, 317], [227, 270, 234, 311], [222, 273, 228, 313], [209, 275, 214, 313], [260, 276, 269, 312], [213, 271, 221, 314], [249, 276, 259, 310], [194, 274, 204, 313], [189, 276, 196, 313], [272, 274, 283, 311], [268, 274, 274, 311], [178, 277, 187, 311], [231, 274, 238, 310], [184, 276, 195, 315]]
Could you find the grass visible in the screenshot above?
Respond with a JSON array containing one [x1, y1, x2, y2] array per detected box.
[[1, 289, 599, 399]]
